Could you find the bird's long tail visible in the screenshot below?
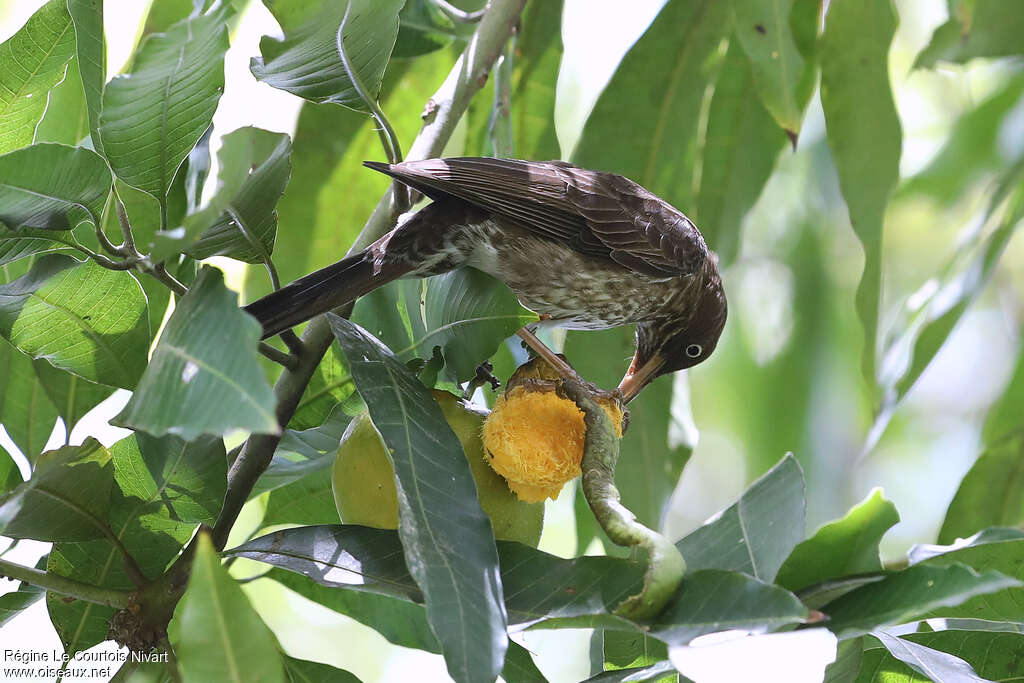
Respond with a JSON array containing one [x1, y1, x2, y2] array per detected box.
[[243, 250, 414, 339]]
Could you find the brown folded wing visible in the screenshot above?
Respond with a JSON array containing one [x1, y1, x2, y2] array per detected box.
[[364, 157, 708, 278]]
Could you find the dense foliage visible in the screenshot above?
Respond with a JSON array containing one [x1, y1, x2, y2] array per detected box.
[[0, 0, 1023, 681]]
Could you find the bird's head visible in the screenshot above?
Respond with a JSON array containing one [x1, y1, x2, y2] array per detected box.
[[617, 274, 727, 403]]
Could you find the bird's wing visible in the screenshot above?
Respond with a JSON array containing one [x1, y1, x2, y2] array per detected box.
[[364, 157, 707, 278]]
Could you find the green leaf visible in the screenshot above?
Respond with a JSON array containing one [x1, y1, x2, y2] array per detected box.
[[914, 0, 1024, 68], [173, 533, 286, 683], [872, 631, 992, 683], [676, 454, 805, 581], [731, 0, 808, 136], [32, 359, 114, 434], [825, 638, 864, 683], [939, 436, 1024, 544], [511, 0, 564, 160], [352, 269, 538, 383], [329, 317, 507, 683], [115, 267, 278, 438], [283, 657, 361, 683], [920, 539, 1024, 623], [696, 36, 788, 263], [603, 630, 668, 675], [0, 439, 112, 541], [99, 6, 229, 201], [67, 0, 105, 154], [582, 661, 675, 683], [0, 225, 77, 267], [179, 127, 292, 263], [857, 631, 1024, 683], [393, 0, 456, 58], [901, 74, 1024, 204], [261, 467, 338, 526], [0, 0, 75, 154], [648, 570, 808, 647], [983, 335, 1024, 444], [874, 185, 1024, 437], [0, 448, 22, 495], [564, 326, 692, 532], [225, 525, 646, 628], [503, 642, 548, 683], [0, 584, 43, 628], [251, 0, 404, 111], [0, 338, 59, 461], [34, 56, 90, 146], [265, 567, 442, 653], [572, 0, 731, 225], [819, 0, 901, 392], [47, 433, 221, 656], [822, 563, 1020, 637], [0, 255, 150, 388], [0, 143, 112, 229], [776, 488, 899, 592], [289, 341, 355, 430]]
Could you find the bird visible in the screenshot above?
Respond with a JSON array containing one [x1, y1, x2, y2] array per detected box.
[[243, 157, 727, 403]]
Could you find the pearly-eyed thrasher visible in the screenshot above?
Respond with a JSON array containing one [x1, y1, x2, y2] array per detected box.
[[243, 157, 727, 403]]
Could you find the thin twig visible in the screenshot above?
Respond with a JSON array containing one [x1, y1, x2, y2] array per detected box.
[[280, 329, 304, 355], [150, 263, 188, 297], [0, 557, 132, 608], [432, 0, 486, 23], [115, 198, 140, 257], [259, 342, 297, 369]]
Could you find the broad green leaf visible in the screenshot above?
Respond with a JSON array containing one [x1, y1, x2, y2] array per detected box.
[[819, 0, 901, 391], [857, 631, 1024, 683], [920, 539, 1024, 622], [261, 467, 338, 526], [174, 533, 286, 683], [582, 661, 676, 683], [251, 0, 404, 110], [0, 582, 43, 628], [825, 638, 865, 683], [503, 642, 548, 683], [572, 0, 731, 218], [47, 433, 221, 656], [252, 403, 353, 498], [225, 525, 646, 628], [0, 143, 111, 229], [696, 36, 788, 263], [822, 563, 1020, 637], [731, 0, 808, 136], [0, 439, 112, 541], [564, 326, 692, 532], [872, 631, 992, 683], [0, 339, 58, 461], [99, 6, 229, 202], [34, 57, 90, 146], [914, 0, 1024, 68], [676, 454, 805, 581], [647, 570, 808, 647], [266, 567, 442, 653], [939, 436, 1024, 544], [289, 343, 356, 430], [0, 0, 75, 154], [329, 317, 507, 683], [283, 657, 361, 683], [0, 225, 77, 267], [0, 448, 21, 495], [116, 267, 278, 438], [984, 337, 1024, 444], [874, 184, 1024, 440], [67, 0, 105, 154], [32, 359, 114, 434], [181, 127, 292, 263], [901, 74, 1024, 204], [352, 269, 538, 383], [0, 255, 150, 388], [393, 0, 456, 58], [511, 0, 564, 160], [110, 660, 174, 683], [603, 631, 668, 678], [776, 489, 899, 591]]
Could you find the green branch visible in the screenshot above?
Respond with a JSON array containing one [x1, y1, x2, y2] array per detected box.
[[0, 557, 132, 608]]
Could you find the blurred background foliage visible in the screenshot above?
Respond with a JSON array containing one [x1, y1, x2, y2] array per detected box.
[[0, 0, 1023, 679]]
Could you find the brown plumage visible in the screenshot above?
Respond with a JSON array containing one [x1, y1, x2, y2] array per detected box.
[[243, 157, 727, 402]]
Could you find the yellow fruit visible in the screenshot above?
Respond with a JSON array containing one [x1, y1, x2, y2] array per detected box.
[[332, 392, 544, 546], [481, 359, 624, 503]]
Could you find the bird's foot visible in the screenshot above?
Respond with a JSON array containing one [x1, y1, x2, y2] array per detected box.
[[463, 361, 500, 399]]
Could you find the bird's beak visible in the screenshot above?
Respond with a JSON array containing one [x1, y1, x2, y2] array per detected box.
[[617, 352, 665, 404]]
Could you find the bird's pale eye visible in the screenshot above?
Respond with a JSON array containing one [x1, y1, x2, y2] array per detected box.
[[685, 343, 702, 358]]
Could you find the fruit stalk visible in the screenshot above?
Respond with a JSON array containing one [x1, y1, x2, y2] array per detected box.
[[559, 380, 686, 620]]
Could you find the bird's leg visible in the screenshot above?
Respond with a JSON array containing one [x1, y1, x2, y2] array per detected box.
[[516, 326, 580, 382], [463, 360, 501, 399], [515, 326, 625, 407]]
